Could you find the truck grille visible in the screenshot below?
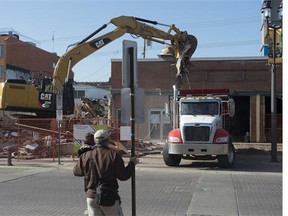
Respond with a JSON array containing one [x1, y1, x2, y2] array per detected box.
[[184, 126, 210, 141]]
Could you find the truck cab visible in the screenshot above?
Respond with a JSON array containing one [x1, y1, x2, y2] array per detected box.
[[163, 87, 235, 168], [179, 97, 223, 143]]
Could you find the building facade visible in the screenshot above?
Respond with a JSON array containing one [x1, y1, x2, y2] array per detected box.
[[74, 82, 110, 104], [110, 57, 282, 143], [0, 32, 60, 83]]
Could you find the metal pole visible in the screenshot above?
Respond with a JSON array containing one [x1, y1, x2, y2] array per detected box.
[[7, 146, 13, 166], [143, 39, 146, 59], [129, 47, 136, 216], [58, 120, 61, 165], [271, 26, 277, 162]]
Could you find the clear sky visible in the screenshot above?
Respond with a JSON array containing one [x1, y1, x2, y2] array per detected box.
[[2, 0, 265, 82]]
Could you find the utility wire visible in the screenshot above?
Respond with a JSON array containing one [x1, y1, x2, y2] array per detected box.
[[45, 16, 260, 42], [179, 16, 259, 28]]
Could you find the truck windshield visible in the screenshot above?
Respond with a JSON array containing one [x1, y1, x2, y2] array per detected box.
[[181, 102, 218, 116]]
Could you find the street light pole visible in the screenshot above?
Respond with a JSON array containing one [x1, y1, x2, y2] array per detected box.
[[261, 0, 282, 162], [270, 26, 277, 162]]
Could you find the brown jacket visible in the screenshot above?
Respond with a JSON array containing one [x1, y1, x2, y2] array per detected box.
[[73, 146, 134, 199]]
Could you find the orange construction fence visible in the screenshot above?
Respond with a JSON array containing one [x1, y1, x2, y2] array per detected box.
[[12, 117, 120, 161]]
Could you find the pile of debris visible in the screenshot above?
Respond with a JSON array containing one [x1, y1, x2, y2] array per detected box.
[[1, 130, 45, 159], [0, 127, 163, 160], [74, 98, 108, 118], [0, 129, 73, 159]]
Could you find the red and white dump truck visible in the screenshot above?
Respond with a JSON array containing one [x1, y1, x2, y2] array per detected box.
[[163, 86, 236, 168]]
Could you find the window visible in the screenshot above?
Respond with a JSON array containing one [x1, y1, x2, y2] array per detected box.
[[117, 109, 121, 122], [6, 65, 31, 81], [181, 102, 219, 116], [0, 65, 3, 78], [74, 90, 85, 99], [0, 45, 4, 57]]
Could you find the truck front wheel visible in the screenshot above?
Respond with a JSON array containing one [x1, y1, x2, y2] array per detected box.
[[217, 144, 235, 168], [163, 143, 182, 166]]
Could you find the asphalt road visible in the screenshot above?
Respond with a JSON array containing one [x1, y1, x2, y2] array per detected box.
[[0, 152, 283, 216]]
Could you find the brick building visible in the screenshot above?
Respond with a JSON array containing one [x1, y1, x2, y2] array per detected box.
[[0, 32, 60, 83], [110, 57, 282, 143]]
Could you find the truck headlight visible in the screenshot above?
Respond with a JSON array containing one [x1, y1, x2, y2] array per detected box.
[[215, 136, 229, 143], [167, 129, 183, 144], [168, 136, 181, 143], [213, 129, 230, 144]]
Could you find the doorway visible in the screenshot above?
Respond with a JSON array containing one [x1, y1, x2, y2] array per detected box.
[[231, 96, 250, 141], [149, 109, 172, 142]]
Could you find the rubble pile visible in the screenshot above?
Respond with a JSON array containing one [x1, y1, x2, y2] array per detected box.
[[0, 127, 162, 159], [0, 129, 74, 159], [0, 98, 162, 159], [0, 130, 52, 159], [0, 112, 18, 130], [0, 130, 19, 154], [74, 98, 109, 118]]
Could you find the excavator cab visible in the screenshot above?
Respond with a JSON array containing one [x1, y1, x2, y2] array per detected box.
[[40, 78, 53, 92], [62, 80, 75, 115], [37, 78, 75, 116]]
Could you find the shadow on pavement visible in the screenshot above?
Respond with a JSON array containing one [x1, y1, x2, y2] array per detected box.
[[179, 151, 282, 173]]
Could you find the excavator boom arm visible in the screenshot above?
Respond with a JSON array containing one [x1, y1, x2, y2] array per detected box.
[[52, 15, 197, 92], [52, 28, 127, 92]]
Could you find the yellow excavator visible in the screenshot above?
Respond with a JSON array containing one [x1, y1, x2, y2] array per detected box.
[[0, 15, 197, 117]]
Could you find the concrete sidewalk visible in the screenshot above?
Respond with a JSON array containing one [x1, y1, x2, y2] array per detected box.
[[0, 142, 283, 216], [0, 151, 283, 216], [0, 157, 74, 183]]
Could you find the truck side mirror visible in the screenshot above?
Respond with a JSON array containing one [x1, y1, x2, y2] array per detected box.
[[228, 98, 235, 117]]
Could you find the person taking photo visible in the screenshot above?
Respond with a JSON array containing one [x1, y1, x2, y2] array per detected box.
[[73, 129, 137, 216]]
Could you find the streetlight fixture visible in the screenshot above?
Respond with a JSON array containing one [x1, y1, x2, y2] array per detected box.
[[261, 0, 282, 162], [261, 0, 272, 19]]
